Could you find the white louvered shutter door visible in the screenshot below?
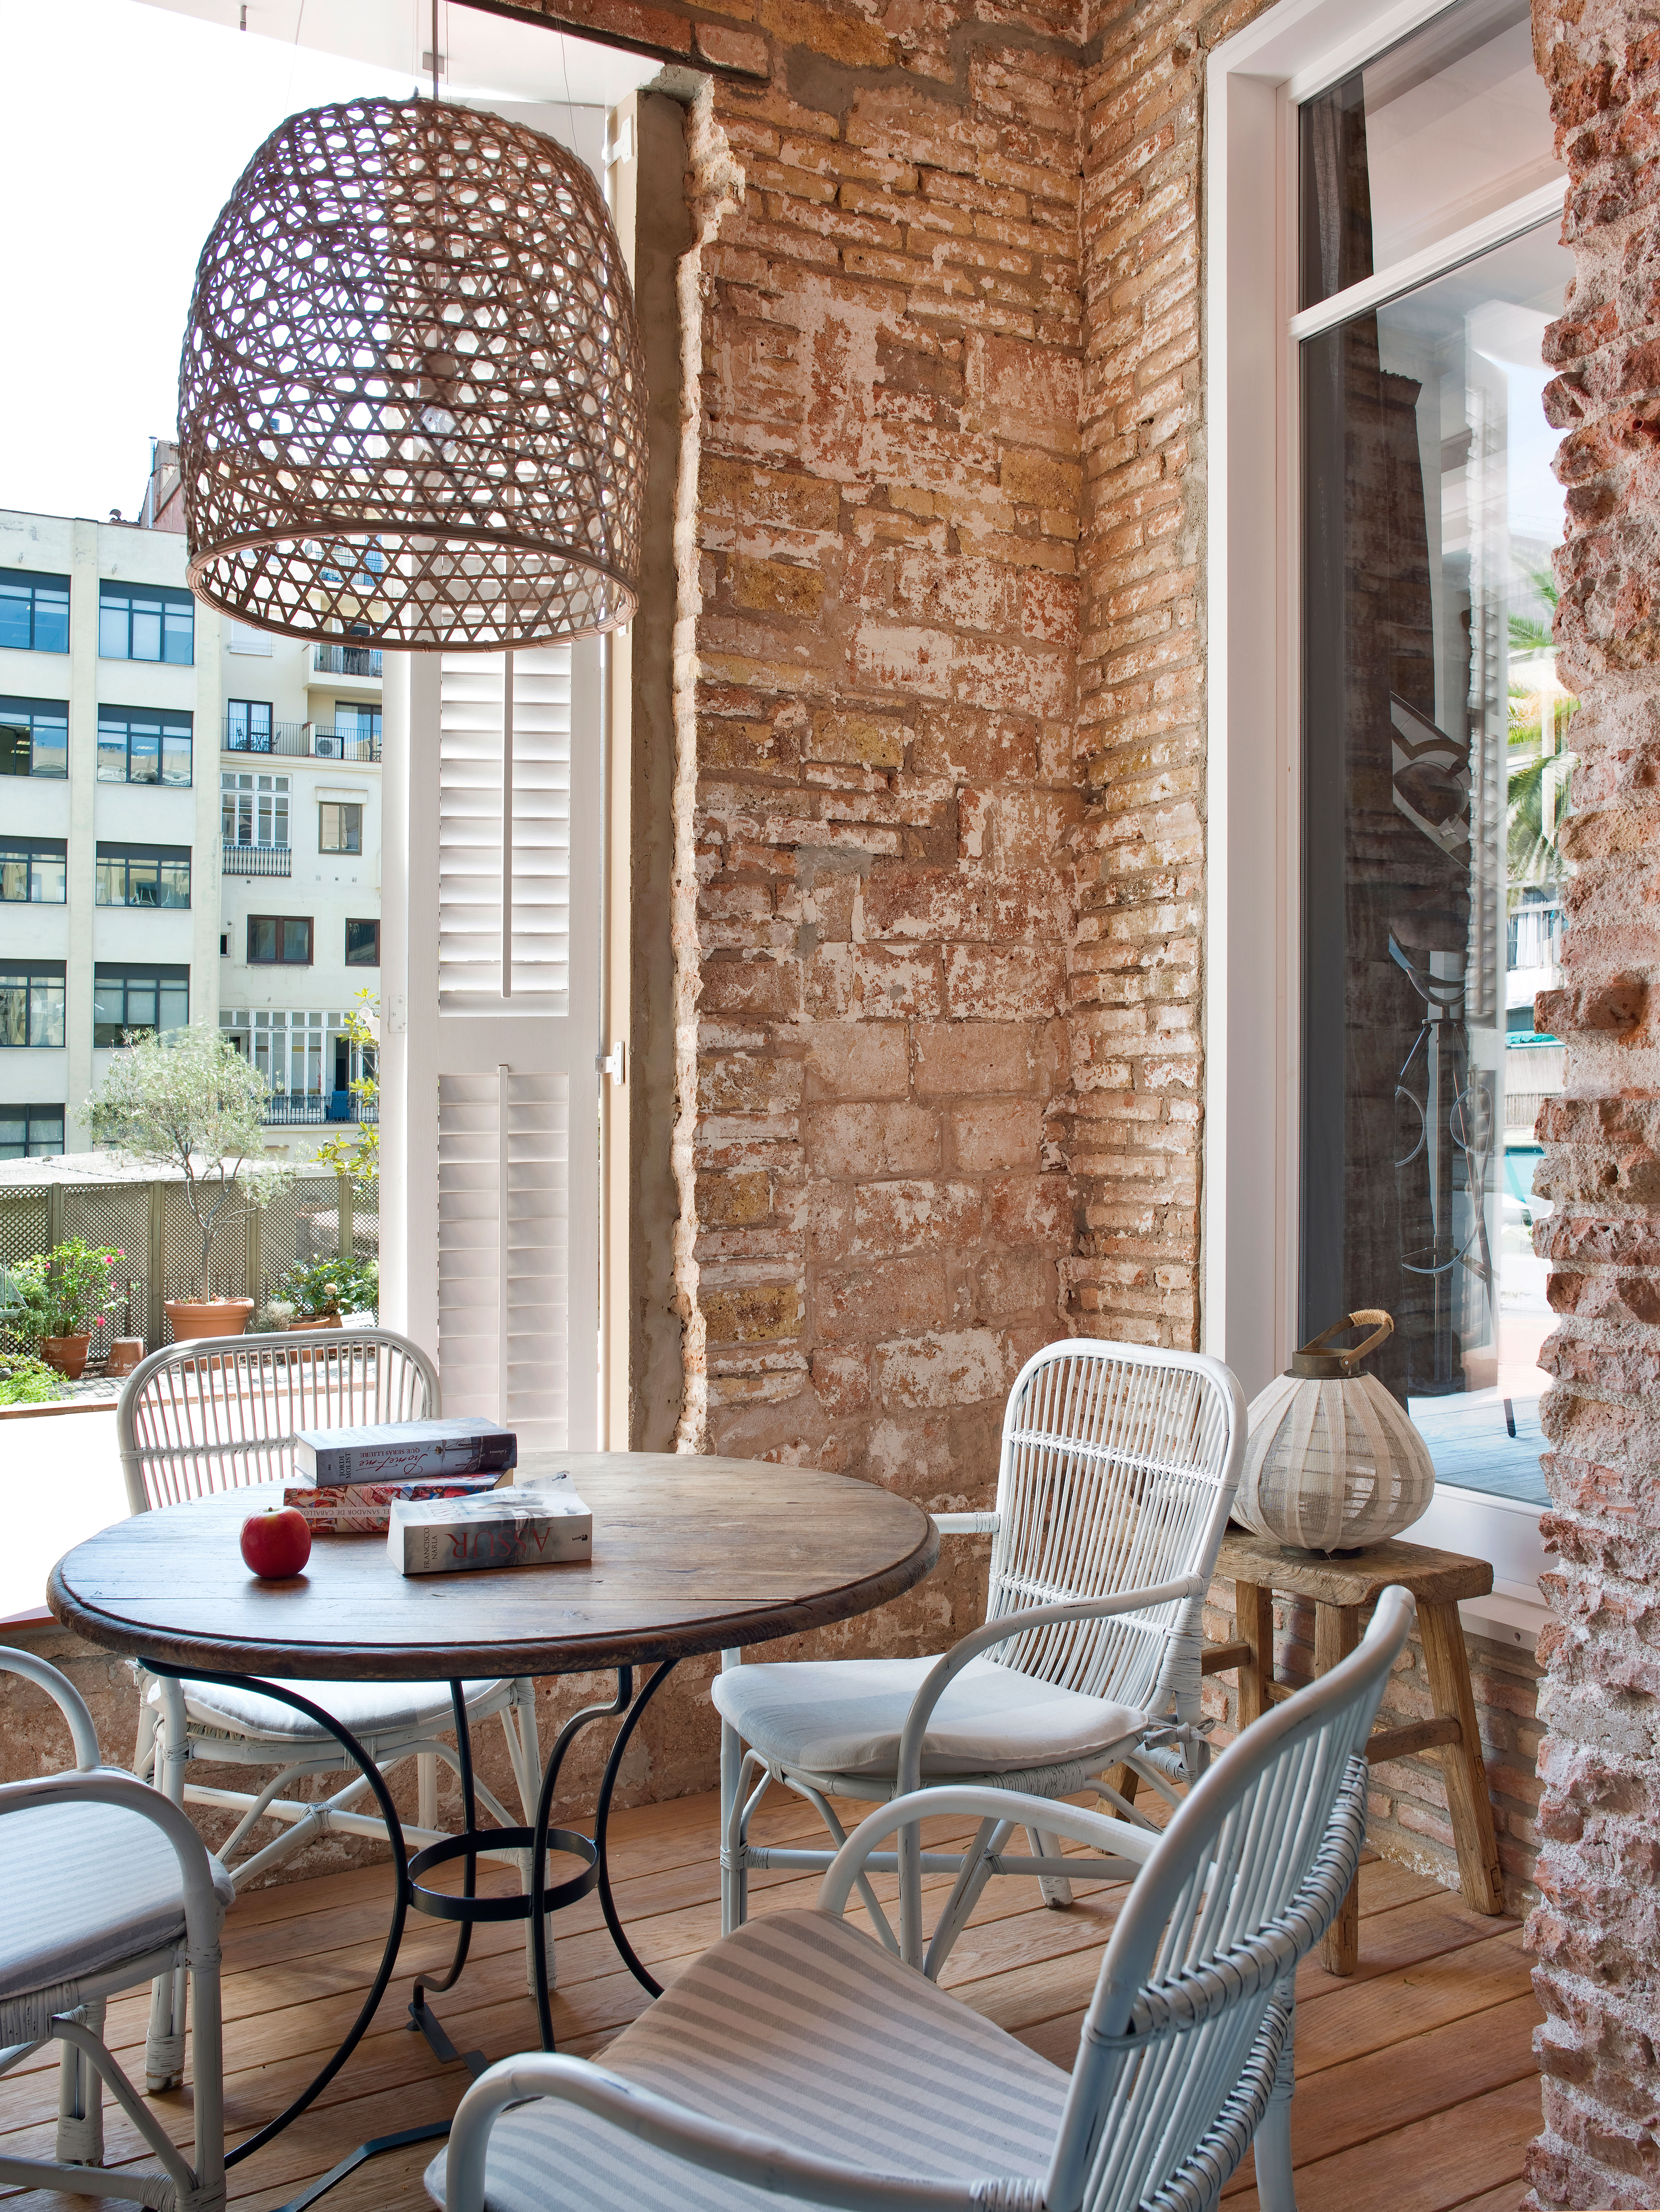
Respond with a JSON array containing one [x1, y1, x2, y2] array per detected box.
[[391, 644, 599, 1450]]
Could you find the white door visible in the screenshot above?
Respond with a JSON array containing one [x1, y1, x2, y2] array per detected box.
[[381, 643, 601, 1450]]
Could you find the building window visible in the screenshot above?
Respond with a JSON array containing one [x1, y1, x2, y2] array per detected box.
[[226, 700, 274, 752], [320, 801, 363, 854], [98, 582, 194, 665], [97, 709, 192, 786], [0, 697, 69, 779], [0, 964, 67, 1048], [95, 842, 192, 909], [345, 918, 380, 966], [1295, 0, 1566, 1510], [93, 963, 189, 1045], [247, 915, 313, 965], [0, 572, 70, 654], [0, 1104, 64, 1159], [221, 771, 289, 847], [0, 837, 67, 903], [225, 621, 273, 657]]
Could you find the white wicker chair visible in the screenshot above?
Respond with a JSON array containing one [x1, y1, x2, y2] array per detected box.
[[429, 1588, 1416, 2212], [716, 1339, 1247, 1969], [118, 1329, 543, 2086], [0, 1647, 227, 2212]]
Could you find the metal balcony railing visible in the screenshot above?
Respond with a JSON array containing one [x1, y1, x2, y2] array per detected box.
[[262, 1094, 379, 1126], [223, 721, 380, 763], [223, 840, 291, 877], [313, 643, 383, 678]]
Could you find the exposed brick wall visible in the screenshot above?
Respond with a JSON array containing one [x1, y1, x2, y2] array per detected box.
[[675, 27, 1090, 1661], [1524, 0, 1660, 2199]]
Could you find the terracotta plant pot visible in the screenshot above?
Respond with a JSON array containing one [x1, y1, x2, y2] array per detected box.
[[165, 1298, 255, 1344], [41, 1334, 91, 1381], [287, 1314, 345, 1333], [105, 1338, 145, 1377]]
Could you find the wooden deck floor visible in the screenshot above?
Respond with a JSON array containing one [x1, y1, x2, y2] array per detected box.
[[0, 1782, 1542, 2212]]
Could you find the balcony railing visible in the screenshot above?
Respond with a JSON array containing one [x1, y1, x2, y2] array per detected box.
[[223, 721, 381, 763], [312, 643, 383, 678], [223, 840, 291, 876], [262, 1094, 379, 1126]]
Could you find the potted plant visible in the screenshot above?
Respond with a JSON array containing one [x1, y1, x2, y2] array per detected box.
[[279, 1256, 377, 1333], [8, 1241, 126, 1379], [86, 1028, 291, 1344]]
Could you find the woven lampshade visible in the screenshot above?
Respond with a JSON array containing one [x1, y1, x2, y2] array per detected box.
[[179, 97, 647, 650], [1234, 1312, 1436, 1554]]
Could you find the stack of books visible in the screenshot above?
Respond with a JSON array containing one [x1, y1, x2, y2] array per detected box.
[[288, 1419, 518, 1534]]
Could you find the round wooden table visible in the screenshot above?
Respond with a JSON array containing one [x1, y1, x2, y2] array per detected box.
[[49, 1449, 937, 2181]]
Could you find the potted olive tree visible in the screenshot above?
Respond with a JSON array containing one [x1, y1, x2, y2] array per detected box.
[[86, 1029, 291, 1343]]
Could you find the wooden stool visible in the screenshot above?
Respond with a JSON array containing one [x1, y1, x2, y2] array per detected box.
[[1204, 1529, 1507, 1975]]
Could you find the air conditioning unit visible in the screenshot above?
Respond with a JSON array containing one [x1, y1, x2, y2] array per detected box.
[[314, 732, 342, 758]]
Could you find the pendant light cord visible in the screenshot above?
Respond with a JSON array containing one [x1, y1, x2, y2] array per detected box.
[[431, 0, 440, 100]]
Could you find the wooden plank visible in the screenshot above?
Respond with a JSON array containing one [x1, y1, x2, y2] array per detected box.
[[1201, 1639, 1253, 1675], [1221, 2075, 1541, 2212], [1290, 1929, 1534, 2076], [1365, 1716, 1462, 1763], [1235, 1578, 1275, 1727], [1215, 1530, 1495, 1610], [1418, 1599, 1507, 1916]]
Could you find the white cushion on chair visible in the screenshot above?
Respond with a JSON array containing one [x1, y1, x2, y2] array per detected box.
[[162, 1676, 507, 1745], [0, 1800, 234, 2003], [424, 1906, 1065, 2210], [711, 1654, 1143, 1778]]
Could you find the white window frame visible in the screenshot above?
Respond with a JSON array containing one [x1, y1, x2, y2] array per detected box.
[[1203, 0, 1563, 1645]]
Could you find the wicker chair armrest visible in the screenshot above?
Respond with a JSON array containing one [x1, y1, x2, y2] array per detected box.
[[930, 1513, 1001, 1536], [896, 1575, 1204, 1798], [820, 1785, 1160, 1919], [0, 1651, 100, 1771], [0, 1769, 225, 1966], [444, 2052, 1015, 2212]]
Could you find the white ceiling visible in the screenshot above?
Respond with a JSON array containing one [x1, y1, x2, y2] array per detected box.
[[133, 0, 666, 110]]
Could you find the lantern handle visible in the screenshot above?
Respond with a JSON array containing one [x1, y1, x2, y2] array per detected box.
[[1291, 1309, 1394, 1379]]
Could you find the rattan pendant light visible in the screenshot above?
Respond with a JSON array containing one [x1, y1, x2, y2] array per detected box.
[[178, 93, 647, 649]]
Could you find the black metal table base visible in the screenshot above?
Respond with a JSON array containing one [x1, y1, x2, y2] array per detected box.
[[142, 1655, 681, 2210]]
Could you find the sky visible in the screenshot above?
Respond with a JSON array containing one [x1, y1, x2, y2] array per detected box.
[[0, 0, 431, 522]]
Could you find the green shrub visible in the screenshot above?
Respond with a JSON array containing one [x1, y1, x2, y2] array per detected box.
[[0, 1354, 69, 1407], [278, 1256, 378, 1320]]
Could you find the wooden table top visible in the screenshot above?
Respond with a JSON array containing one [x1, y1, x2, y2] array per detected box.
[[48, 1450, 939, 1680], [1215, 1527, 1494, 1609]]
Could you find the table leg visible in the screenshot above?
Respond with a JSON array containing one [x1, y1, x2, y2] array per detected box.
[[1235, 1578, 1275, 1727], [1314, 1604, 1361, 1976], [591, 1660, 680, 2003], [1419, 1600, 1506, 1916], [529, 1670, 634, 2050], [406, 1685, 485, 2078]]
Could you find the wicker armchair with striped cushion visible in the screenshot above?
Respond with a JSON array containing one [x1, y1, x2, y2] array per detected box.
[[427, 1588, 1417, 2212]]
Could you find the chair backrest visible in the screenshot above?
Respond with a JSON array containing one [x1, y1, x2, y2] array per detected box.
[[1048, 1587, 1415, 2212], [983, 1340, 1245, 1715], [116, 1328, 439, 1514]]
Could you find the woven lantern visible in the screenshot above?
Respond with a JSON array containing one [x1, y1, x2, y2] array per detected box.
[[1235, 1311, 1436, 1555], [179, 97, 646, 650]]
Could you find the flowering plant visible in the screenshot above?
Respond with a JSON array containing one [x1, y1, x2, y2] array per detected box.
[[11, 1240, 127, 1340]]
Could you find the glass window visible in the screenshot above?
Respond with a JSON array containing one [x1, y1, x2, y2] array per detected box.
[[95, 843, 192, 909], [0, 965, 67, 1048], [1299, 215, 1573, 1508], [226, 700, 274, 752], [247, 915, 313, 965], [1299, 0, 1560, 309], [0, 1105, 64, 1160], [221, 771, 289, 846], [98, 583, 194, 664], [0, 838, 67, 903], [0, 572, 70, 654], [320, 801, 363, 854], [0, 697, 69, 778], [345, 917, 380, 966], [97, 709, 192, 786], [92, 964, 189, 1046]]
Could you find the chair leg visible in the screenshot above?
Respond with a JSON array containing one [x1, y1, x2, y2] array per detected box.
[[1253, 2006, 1299, 2212], [148, 1680, 190, 2092], [501, 1685, 551, 1996], [54, 2000, 106, 2166], [720, 1715, 743, 1936], [417, 1750, 438, 1833], [1029, 1826, 1073, 1910]]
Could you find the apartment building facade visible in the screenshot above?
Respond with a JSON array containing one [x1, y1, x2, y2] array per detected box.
[[0, 471, 380, 1161]]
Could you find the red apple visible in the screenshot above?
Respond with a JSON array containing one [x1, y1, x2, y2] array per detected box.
[[240, 1508, 312, 1580]]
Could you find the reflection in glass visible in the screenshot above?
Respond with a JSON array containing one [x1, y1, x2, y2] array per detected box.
[[1301, 222, 1573, 1506], [1300, 0, 1559, 309]]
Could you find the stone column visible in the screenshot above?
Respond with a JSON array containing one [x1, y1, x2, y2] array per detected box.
[[1527, 2, 1660, 2203]]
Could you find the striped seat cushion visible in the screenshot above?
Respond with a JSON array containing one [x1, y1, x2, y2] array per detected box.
[[425, 1908, 1066, 2211], [712, 1653, 1145, 1778], [159, 1675, 506, 1744], [0, 1801, 234, 2012]]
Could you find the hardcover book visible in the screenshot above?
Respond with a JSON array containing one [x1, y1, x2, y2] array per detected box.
[[294, 1420, 518, 1487], [388, 1488, 593, 1577], [283, 1474, 505, 1535]]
